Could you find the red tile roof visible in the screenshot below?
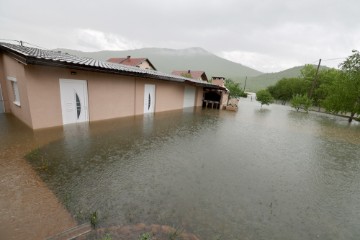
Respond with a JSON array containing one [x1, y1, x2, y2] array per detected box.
[[107, 57, 157, 70], [171, 70, 208, 82]]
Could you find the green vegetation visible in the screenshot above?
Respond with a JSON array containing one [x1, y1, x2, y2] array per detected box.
[[138, 232, 152, 240], [266, 50, 360, 122], [256, 89, 274, 107], [267, 77, 309, 104], [90, 211, 98, 228], [225, 79, 247, 99], [290, 94, 312, 112], [25, 147, 50, 171], [168, 228, 183, 240], [101, 234, 112, 240], [180, 73, 192, 78], [322, 50, 360, 122], [248, 66, 312, 91]]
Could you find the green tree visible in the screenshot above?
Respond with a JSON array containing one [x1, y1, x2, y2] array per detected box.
[[290, 94, 312, 112], [322, 50, 360, 122], [312, 68, 339, 109], [267, 77, 308, 104], [256, 89, 274, 107], [225, 79, 246, 99]]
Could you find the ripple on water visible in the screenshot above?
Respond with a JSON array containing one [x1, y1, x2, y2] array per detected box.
[[2, 103, 360, 240]]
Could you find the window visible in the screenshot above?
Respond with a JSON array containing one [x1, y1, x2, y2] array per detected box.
[[7, 76, 20, 106]]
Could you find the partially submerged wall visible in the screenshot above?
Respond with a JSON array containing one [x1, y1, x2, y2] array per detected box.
[[24, 65, 197, 129], [0, 54, 33, 128]]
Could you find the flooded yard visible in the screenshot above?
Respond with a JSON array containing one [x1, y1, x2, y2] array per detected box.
[[1, 100, 360, 239]]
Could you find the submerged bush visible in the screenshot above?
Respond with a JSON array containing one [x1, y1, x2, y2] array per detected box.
[[291, 94, 312, 112]]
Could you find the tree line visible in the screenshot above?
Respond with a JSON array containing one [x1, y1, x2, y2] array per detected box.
[[256, 50, 360, 122]]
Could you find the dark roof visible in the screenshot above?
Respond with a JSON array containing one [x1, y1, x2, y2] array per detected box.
[[107, 57, 157, 70], [0, 42, 222, 89], [171, 70, 208, 82]]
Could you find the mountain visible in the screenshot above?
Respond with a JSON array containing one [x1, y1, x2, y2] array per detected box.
[[55, 47, 262, 78], [54, 47, 329, 92], [244, 65, 330, 92]]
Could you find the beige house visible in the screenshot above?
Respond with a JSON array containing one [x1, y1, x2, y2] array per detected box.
[[107, 56, 157, 70], [0, 43, 223, 129]]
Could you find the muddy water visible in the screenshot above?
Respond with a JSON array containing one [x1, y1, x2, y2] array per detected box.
[[0, 115, 76, 240], [2, 100, 360, 240]]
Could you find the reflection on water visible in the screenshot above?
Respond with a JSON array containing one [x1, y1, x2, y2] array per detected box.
[[3, 102, 360, 240]]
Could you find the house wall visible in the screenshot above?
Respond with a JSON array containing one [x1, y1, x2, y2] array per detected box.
[[221, 91, 229, 107], [138, 60, 155, 70], [22, 64, 197, 129], [0, 56, 10, 112], [195, 87, 203, 107], [133, 78, 185, 113], [25, 66, 139, 129], [0, 54, 33, 127]]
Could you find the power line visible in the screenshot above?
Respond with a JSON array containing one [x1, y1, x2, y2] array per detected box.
[[309, 57, 346, 64], [321, 57, 347, 62]]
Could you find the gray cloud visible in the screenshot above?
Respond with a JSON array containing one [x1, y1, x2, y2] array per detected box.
[[0, 0, 359, 72]]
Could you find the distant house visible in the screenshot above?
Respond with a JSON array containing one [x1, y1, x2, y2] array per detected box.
[[0, 42, 224, 129], [171, 70, 208, 82], [107, 56, 157, 70], [203, 77, 229, 109]]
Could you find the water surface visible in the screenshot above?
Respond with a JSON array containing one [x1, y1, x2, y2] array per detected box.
[[6, 100, 360, 239]]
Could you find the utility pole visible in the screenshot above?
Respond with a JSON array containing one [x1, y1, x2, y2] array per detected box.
[[243, 76, 247, 91], [308, 59, 321, 98]]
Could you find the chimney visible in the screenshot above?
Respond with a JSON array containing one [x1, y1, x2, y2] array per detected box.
[[127, 56, 131, 59]]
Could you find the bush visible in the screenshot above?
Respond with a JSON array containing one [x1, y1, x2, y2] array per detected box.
[[256, 89, 274, 107], [290, 94, 312, 112]]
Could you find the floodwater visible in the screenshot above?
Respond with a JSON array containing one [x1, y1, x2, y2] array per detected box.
[[2, 100, 360, 239], [0, 115, 76, 239]]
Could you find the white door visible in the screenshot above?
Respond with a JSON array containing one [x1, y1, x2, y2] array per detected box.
[[0, 83, 4, 113], [183, 86, 196, 108], [144, 84, 155, 114], [59, 79, 89, 124]]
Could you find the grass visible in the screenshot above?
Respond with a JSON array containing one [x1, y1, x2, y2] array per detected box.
[[90, 211, 98, 228], [138, 232, 152, 240], [100, 233, 112, 240], [168, 227, 183, 240], [25, 147, 50, 171]]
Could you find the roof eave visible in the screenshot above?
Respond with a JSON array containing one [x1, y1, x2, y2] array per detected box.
[[25, 57, 184, 83], [0, 46, 28, 65]]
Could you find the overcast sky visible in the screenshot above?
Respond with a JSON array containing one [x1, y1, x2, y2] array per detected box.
[[1, 0, 359, 72]]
